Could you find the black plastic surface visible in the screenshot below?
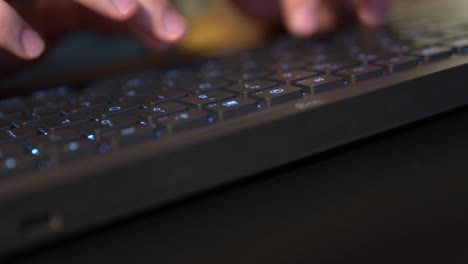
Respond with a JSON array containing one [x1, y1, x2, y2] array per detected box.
[[8, 93, 468, 264], [2, 56, 468, 256]]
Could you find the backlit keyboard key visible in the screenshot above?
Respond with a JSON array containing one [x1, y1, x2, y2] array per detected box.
[[143, 90, 188, 106], [250, 86, 303, 106], [180, 90, 235, 110], [374, 56, 422, 72], [136, 102, 188, 123], [89, 102, 142, 119], [335, 65, 385, 82], [205, 98, 258, 120], [269, 70, 319, 83], [39, 114, 91, 132], [224, 80, 279, 97], [155, 110, 212, 133], [294, 75, 347, 93], [412, 46, 453, 62]]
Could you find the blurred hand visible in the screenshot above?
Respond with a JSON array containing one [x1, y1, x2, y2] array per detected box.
[[233, 0, 393, 36], [0, 0, 187, 60], [0, 0, 392, 61]]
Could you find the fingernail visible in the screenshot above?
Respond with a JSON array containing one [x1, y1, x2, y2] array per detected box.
[[21, 28, 45, 58], [112, 0, 135, 14], [163, 9, 186, 41], [291, 4, 319, 36]]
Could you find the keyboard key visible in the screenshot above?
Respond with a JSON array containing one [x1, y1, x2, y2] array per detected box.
[[183, 79, 231, 94], [335, 65, 385, 82], [412, 46, 453, 62], [61, 97, 107, 115], [205, 98, 259, 120], [89, 102, 142, 119], [0, 127, 39, 142], [308, 60, 360, 74], [46, 129, 83, 142], [269, 70, 319, 83], [180, 91, 235, 110], [155, 110, 212, 133], [25, 130, 84, 155], [353, 51, 393, 62], [224, 80, 279, 97], [143, 90, 188, 106], [25, 136, 58, 155], [224, 69, 273, 82], [39, 114, 90, 132], [13, 108, 61, 126], [374, 56, 422, 72], [113, 86, 154, 101], [81, 114, 139, 140], [268, 61, 308, 71], [295, 75, 348, 93], [106, 125, 157, 148], [446, 38, 468, 53], [136, 102, 188, 123], [250, 85, 303, 106]]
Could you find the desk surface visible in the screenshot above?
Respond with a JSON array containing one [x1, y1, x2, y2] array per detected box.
[[8, 107, 468, 263]]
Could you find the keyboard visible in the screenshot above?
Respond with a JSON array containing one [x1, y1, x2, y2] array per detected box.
[[2, 0, 468, 256]]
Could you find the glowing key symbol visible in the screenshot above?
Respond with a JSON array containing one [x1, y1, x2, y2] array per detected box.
[[108, 106, 121, 112], [222, 100, 239, 107], [61, 119, 71, 124], [179, 113, 189, 119], [353, 67, 365, 72], [282, 72, 293, 78], [245, 83, 260, 89], [314, 77, 325, 83], [198, 94, 208, 99], [153, 107, 165, 113], [101, 120, 113, 126], [199, 83, 212, 90], [270, 89, 284, 94]]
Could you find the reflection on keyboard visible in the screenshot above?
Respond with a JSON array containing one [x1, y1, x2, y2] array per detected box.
[[1, 19, 468, 177]]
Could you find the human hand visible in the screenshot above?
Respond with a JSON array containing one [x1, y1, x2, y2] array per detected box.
[[0, 0, 392, 62], [233, 0, 392, 36], [0, 0, 187, 60]]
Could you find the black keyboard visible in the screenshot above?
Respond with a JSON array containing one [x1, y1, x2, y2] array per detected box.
[[2, 0, 468, 256]]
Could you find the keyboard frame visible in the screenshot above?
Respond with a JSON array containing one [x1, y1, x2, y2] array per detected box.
[[1, 48, 468, 256]]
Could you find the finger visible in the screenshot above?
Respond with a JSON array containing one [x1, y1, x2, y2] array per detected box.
[[0, 1, 45, 59], [280, 0, 322, 37], [355, 0, 391, 26], [73, 0, 139, 21], [133, 30, 171, 52], [131, 0, 186, 44]]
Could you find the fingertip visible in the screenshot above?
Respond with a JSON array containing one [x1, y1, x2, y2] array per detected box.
[[287, 5, 320, 37], [161, 8, 186, 43], [20, 27, 45, 59]]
